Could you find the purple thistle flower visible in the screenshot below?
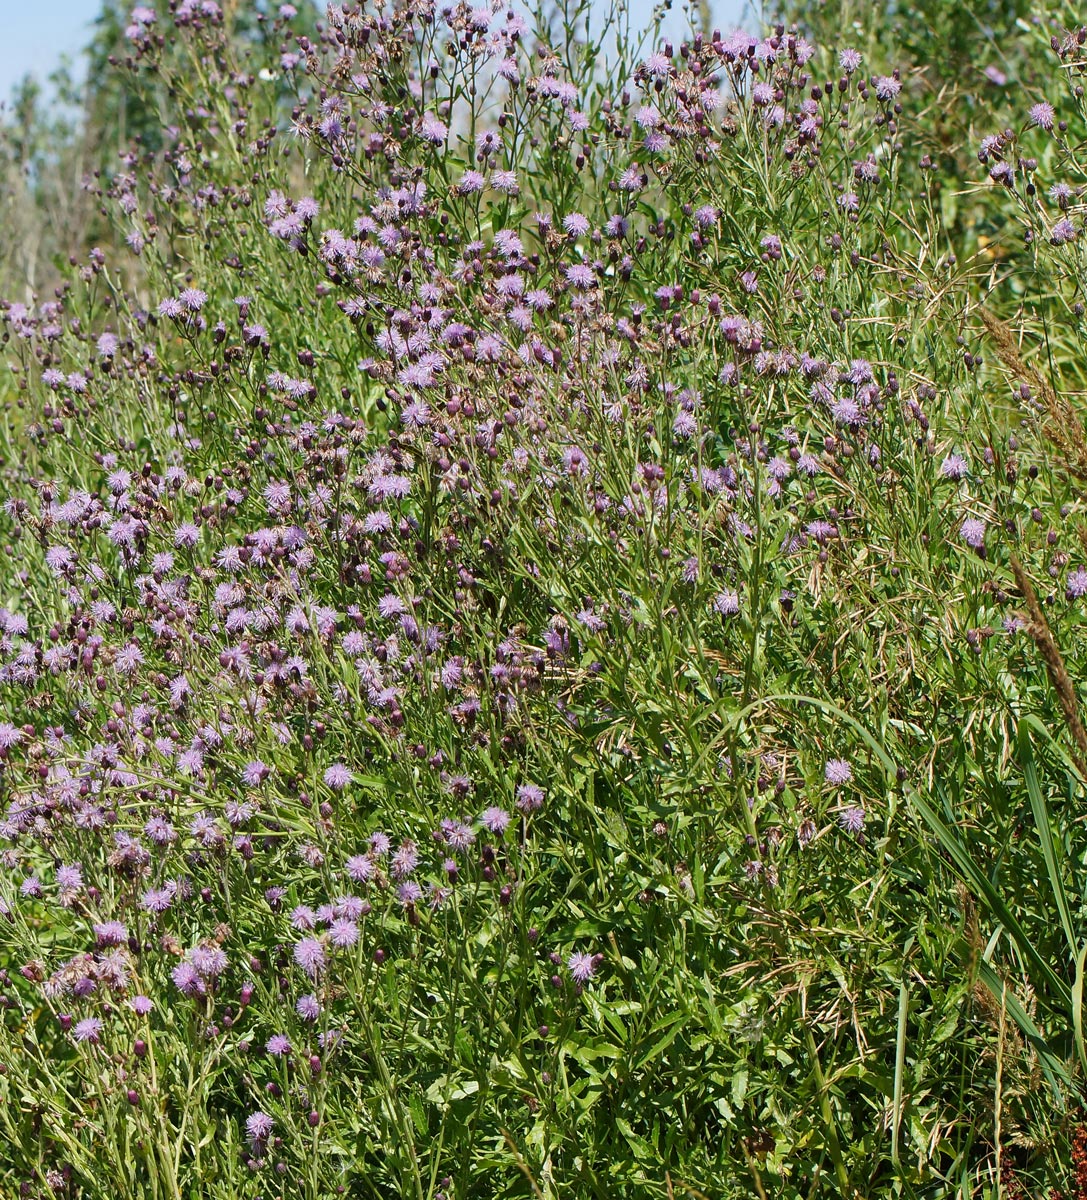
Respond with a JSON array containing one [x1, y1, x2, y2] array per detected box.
[[939, 454, 968, 480], [420, 113, 448, 143], [293, 937, 326, 978], [337, 895, 368, 920], [346, 854, 375, 882], [824, 759, 853, 786], [56, 863, 83, 893], [329, 918, 359, 948], [296, 994, 321, 1021], [93, 921, 128, 948], [73, 1017, 102, 1044], [266, 1034, 291, 1056], [323, 763, 353, 790], [441, 820, 476, 850], [712, 590, 740, 616], [1029, 101, 1055, 131], [179, 288, 207, 311], [1067, 567, 1087, 600], [174, 522, 200, 548], [390, 840, 418, 879], [142, 886, 174, 913], [567, 951, 596, 983], [171, 962, 205, 996], [839, 806, 867, 834], [960, 517, 987, 550], [480, 806, 511, 834], [806, 520, 838, 545], [0, 722, 23, 751], [246, 1111, 274, 1146], [516, 783, 545, 813], [456, 170, 485, 194], [145, 816, 177, 845], [190, 946, 228, 978], [564, 264, 596, 289], [291, 905, 317, 930], [242, 760, 270, 787], [1051, 218, 1077, 245]]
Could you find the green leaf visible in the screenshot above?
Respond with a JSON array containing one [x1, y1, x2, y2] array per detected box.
[[1019, 725, 1077, 959], [1073, 942, 1087, 1083], [916, 783, 1071, 1013]]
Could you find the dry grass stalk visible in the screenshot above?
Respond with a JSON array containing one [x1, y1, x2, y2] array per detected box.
[[1009, 555, 1087, 778], [978, 308, 1087, 481]]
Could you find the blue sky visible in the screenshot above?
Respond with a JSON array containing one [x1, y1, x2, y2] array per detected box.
[[0, 0, 101, 99], [0, 0, 750, 101]]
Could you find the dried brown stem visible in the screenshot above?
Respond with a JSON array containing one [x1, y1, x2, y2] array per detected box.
[[979, 308, 1087, 481]]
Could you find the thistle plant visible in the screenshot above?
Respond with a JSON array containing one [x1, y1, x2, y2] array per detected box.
[[3, 2, 1087, 1198]]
